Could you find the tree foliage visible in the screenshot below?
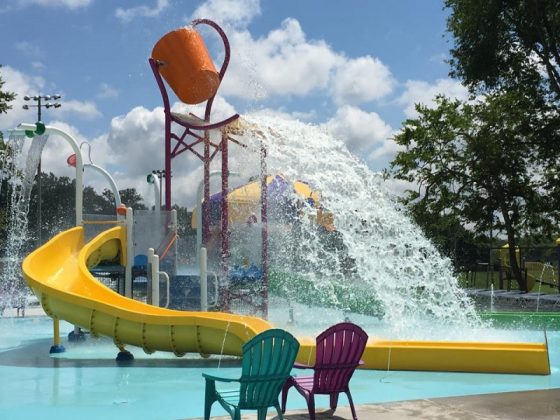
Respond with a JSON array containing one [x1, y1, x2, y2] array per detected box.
[[0, 65, 16, 116], [0, 170, 201, 257], [0, 65, 16, 145], [446, 0, 560, 100], [391, 91, 560, 291], [103, 188, 147, 211], [0, 172, 151, 253]]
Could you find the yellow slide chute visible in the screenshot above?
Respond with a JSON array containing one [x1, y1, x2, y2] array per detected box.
[[22, 226, 271, 356], [192, 174, 334, 230], [22, 227, 550, 374]]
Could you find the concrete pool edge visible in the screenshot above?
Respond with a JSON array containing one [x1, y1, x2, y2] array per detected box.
[[186, 388, 560, 420]]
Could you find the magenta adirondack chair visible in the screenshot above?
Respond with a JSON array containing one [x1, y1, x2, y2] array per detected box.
[[281, 322, 368, 420]]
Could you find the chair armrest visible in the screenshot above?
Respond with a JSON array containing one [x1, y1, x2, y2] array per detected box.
[[202, 372, 239, 383], [293, 362, 314, 369]]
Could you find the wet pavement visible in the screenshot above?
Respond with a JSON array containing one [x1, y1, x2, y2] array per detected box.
[[191, 388, 560, 419]]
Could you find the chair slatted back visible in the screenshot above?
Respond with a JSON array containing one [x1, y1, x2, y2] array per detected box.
[[313, 322, 368, 393], [238, 329, 300, 409]]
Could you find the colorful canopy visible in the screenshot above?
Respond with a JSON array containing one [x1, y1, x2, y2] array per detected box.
[[191, 174, 323, 228]]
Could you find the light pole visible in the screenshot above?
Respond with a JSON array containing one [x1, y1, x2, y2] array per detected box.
[[22, 94, 62, 245]]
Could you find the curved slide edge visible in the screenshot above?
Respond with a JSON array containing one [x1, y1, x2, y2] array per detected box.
[[23, 227, 550, 374], [295, 337, 550, 375], [22, 226, 272, 357]]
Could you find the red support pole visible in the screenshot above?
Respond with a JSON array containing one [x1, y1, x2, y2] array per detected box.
[[221, 131, 230, 312], [164, 107, 172, 210], [260, 142, 269, 319], [150, 20, 239, 212], [150, 21, 244, 314], [203, 132, 211, 247], [221, 133, 229, 263]]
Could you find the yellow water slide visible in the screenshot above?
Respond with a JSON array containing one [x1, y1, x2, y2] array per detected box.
[[22, 227, 550, 374], [22, 226, 271, 356]]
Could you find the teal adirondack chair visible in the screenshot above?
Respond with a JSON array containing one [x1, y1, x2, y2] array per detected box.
[[203, 329, 300, 420]]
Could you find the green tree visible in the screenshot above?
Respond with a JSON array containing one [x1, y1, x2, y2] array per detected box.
[[0, 141, 12, 250], [0, 65, 16, 248], [0, 65, 16, 117], [84, 186, 115, 215], [391, 91, 560, 291], [110, 188, 147, 210], [445, 0, 560, 99], [29, 173, 75, 242], [173, 204, 195, 237]]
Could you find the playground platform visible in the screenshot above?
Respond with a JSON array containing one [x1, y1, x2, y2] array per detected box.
[[189, 388, 560, 419]]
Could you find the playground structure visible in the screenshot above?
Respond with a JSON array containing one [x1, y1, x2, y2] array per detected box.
[[22, 223, 551, 374], [149, 19, 273, 317], [11, 19, 553, 375], [465, 243, 560, 293]]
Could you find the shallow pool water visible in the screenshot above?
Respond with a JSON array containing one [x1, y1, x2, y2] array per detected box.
[[0, 316, 558, 420]]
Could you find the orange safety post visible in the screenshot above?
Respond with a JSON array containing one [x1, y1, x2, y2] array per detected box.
[[151, 27, 220, 105]]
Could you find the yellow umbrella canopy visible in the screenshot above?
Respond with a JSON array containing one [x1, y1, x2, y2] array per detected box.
[[191, 174, 323, 228]]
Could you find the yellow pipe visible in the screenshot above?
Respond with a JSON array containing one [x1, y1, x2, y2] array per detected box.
[[53, 319, 60, 347]]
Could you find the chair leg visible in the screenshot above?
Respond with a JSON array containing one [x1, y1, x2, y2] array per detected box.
[[204, 378, 216, 420], [330, 392, 339, 411], [233, 407, 241, 420], [274, 403, 284, 420], [281, 379, 293, 413], [257, 408, 267, 420], [306, 394, 316, 420], [345, 390, 358, 420]]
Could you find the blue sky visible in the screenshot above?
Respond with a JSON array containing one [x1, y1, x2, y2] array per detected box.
[[0, 0, 469, 207]]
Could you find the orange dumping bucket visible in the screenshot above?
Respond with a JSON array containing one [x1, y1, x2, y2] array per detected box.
[[151, 27, 220, 105]]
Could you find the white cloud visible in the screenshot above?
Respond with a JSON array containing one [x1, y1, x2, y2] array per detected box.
[[115, 0, 169, 23], [0, 65, 45, 130], [323, 105, 402, 164], [221, 18, 341, 100], [96, 83, 119, 100], [58, 100, 101, 120], [187, 8, 394, 108], [101, 98, 241, 208], [190, 0, 261, 28], [38, 120, 90, 179], [7, 0, 92, 9], [3, 67, 241, 208], [367, 137, 401, 161], [324, 105, 393, 153], [397, 78, 469, 118], [331, 56, 395, 105], [0, 67, 101, 133]]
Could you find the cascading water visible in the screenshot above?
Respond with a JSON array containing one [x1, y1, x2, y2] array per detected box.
[[231, 114, 483, 339], [0, 132, 47, 315]]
